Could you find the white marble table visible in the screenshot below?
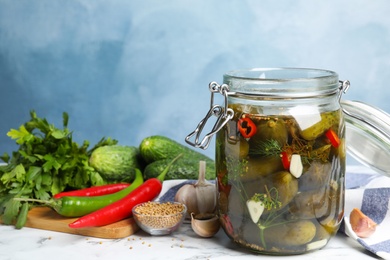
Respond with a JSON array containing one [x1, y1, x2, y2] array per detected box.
[[0, 165, 385, 260], [0, 221, 379, 260]]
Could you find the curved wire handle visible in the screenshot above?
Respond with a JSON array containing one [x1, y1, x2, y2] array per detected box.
[[338, 80, 350, 101], [186, 80, 350, 150], [185, 82, 234, 149]]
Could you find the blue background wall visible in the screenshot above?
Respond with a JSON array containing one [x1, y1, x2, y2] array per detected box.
[[1, 0, 389, 161]]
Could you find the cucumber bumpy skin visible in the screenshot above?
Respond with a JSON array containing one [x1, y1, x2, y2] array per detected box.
[[89, 145, 141, 182], [144, 158, 215, 180], [139, 135, 214, 164], [139, 135, 216, 180], [299, 111, 340, 141]]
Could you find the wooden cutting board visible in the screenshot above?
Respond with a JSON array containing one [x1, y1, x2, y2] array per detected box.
[[2, 207, 140, 239]]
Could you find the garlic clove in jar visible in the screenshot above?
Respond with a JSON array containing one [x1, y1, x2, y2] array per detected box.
[[246, 199, 264, 223], [191, 213, 220, 238]]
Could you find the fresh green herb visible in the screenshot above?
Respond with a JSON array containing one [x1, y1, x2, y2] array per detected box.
[[226, 156, 248, 181], [249, 139, 282, 157], [225, 156, 249, 201], [249, 186, 282, 211], [15, 202, 29, 229], [0, 110, 117, 227]]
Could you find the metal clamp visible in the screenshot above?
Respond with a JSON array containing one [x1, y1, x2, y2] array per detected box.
[[338, 80, 350, 101], [186, 79, 351, 150], [185, 82, 234, 149]]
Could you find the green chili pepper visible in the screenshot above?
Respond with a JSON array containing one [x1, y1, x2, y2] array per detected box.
[[69, 153, 183, 228], [14, 168, 144, 217]]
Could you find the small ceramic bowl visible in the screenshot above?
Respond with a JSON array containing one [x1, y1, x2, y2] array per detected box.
[[132, 201, 187, 236]]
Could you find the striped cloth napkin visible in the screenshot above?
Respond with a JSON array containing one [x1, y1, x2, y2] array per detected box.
[[343, 166, 390, 259]]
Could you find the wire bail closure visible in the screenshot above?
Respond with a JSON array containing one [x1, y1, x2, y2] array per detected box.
[[185, 82, 234, 149], [338, 80, 350, 101], [186, 79, 350, 150]]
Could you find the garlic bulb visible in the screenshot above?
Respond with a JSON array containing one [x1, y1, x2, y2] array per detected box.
[[174, 161, 216, 216]]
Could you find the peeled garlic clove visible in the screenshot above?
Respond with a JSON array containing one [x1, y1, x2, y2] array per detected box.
[[191, 213, 220, 238], [349, 208, 377, 238], [246, 199, 264, 223], [289, 154, 303, 178]]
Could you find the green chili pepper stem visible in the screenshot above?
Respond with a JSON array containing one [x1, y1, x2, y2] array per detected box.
[[156, 153, 183, 182], [13, 197, 63, 215]]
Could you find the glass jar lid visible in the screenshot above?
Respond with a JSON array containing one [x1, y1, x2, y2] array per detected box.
[[342, 100, 390, 177]]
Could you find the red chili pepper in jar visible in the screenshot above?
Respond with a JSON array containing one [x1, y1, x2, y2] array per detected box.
[[238, 116, 257, 138], [217, 171, 231, 196], [325, 129, 341, 148], [280, 151, 291, 170], [221, 215, 234, 237]]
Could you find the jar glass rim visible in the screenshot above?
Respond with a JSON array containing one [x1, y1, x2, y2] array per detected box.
[[223, 67, 340, 98], [224, 67, 338, 82]]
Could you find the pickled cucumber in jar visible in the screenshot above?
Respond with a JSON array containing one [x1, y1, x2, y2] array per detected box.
[[216, 102, 345, 254]]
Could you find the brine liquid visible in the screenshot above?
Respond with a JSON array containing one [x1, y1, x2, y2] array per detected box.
[[216, 104, 345, 255]]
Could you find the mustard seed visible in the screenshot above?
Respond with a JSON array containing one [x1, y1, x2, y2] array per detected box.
[[134, 202, 185, 229]]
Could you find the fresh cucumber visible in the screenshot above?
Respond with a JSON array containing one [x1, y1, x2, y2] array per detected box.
[[139, 135, 214, 164], [144, 158, 215, 180], [89, 145, 142, 182]]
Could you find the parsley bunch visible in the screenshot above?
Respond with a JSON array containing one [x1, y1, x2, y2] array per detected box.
[[0, 111, 117, 227]]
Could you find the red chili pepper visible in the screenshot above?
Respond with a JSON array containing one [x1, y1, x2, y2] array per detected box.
[[221, 215, 234, 237], [68, 178, 162, 228], [325, 129, 341, 148], [238, 117, 257, 138], [53, 183, 130, 199], [68, 154, 183, 228], [217, 172, 231, 196], [281, 151, 291, 170]]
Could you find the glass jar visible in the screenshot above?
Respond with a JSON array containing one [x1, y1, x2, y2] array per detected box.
[[186, 68, 350, 255]]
